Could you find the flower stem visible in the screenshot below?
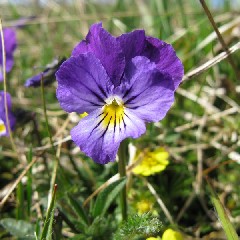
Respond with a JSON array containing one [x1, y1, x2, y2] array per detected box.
[[40, 76, 59, 208], [118, 141, 128, 221]]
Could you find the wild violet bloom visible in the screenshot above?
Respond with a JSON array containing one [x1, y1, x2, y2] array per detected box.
[[0, 91, 16, 137], [25, 57, 66, 87], [56, 23, 183, 164], [0, 28, 17, 82]]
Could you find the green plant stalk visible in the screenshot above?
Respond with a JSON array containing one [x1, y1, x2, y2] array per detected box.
[[40, 184, 57, 240], [40, 77, 59, 207], [27, 147, 33, 219], [40, 75, 55, 154], [118, 141, 128, 221], [177, 0, 188, 28], [162, 0, 173, 36], [16, 181, 24, 220]]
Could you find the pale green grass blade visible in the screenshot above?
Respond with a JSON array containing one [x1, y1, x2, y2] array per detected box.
[[40, 185, 57, 240], [207, 179, 238, 240]]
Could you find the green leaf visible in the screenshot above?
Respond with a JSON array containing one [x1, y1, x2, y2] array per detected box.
[[40, 185, 57, 240], [207, 180, 239, 240], [0, 218, 35, 239], [67, 194, 89, 226], [70, 235, 92, 240], [46, 209, 55, 240], [92, 177, 127, 217]]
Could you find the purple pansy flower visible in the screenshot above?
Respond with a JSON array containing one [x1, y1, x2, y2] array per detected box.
[[0, 28, 17, 82], [56, 23, 184, 164], [0, 91, 16, 137]]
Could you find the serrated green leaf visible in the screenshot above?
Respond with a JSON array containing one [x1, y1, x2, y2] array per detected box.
[[114, 213, 163, 240], [0, 218, 35, 239], [92, 177, 126, 217]]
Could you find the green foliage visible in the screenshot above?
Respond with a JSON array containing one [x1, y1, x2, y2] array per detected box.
[[92, 177, 127, 217], [70, 216, 117, 240], [40, 186, 57, 240], [114, 213, 163, 240], [0, 218, 35, 240], [67, 194, 89, 226]]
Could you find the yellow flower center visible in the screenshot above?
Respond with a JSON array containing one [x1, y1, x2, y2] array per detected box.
[[102, 97, 124, 128]]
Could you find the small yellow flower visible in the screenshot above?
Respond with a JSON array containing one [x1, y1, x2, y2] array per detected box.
[[133, 147, 169, 176], [136, 199, 153, 214], [162, 228, 183, 240], [146, 237, 160, 240]]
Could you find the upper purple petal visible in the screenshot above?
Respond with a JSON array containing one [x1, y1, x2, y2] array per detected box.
[[115, 56, 175, 122], [0, 91, 16, 136], [56, 53, 113, 114], [72, 23, 125, 87], [142, 36, 184, 90], [117, 30, 145, 64]]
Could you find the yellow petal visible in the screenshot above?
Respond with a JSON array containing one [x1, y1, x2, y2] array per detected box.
[[133, 147, 169, 176], [162, 229, 183, 240]]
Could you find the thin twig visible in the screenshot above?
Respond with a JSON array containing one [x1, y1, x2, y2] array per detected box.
[[144, 179, 174, 225], [182, 41, 240, 82], [176, 192, 196, 222], [83, 153, 144, 207], [175, 107, 238, 132], [0, 157, 38, 209], [199, 0, 239, 78], [183, 16, 240, 61]]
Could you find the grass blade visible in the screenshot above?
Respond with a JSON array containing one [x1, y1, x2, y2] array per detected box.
[[27, 146, 33, 219], [67, 194, 89, 226], [40, 184, 58, 240], [92, 177, 127, 218], [207, 178, 238, 240]]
